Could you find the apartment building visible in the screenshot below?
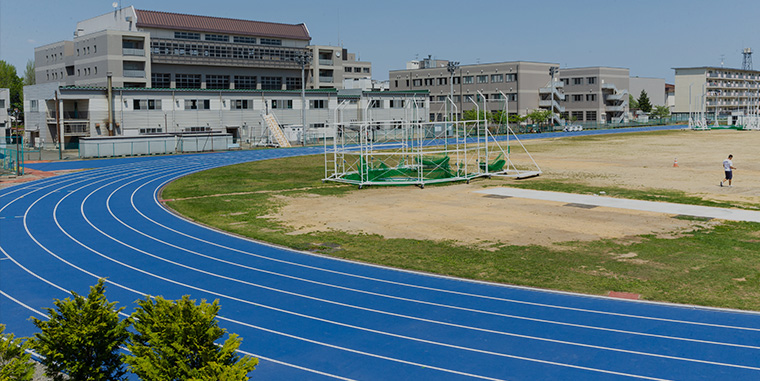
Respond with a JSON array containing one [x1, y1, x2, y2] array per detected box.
[[560, 67, 629, 123], [35, 6, 312, 90], [309, 45, 371, 89], [674, 66, 760, 120], [389, 58, 563, 124]]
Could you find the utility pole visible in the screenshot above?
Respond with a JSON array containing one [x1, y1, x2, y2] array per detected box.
[[295, 50, 312, 146]]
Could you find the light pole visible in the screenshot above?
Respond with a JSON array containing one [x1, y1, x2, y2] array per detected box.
[[548, 66, 559, 129], [295, 50, 312, 146], [446, 61, 459, 122], [12, 108, 20, 175]]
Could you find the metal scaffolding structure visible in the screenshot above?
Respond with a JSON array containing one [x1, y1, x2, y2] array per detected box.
[[324, 91, 541, 188]]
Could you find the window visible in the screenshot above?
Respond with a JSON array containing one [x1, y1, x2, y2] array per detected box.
[[572, 94, 583, 102], [586, 111, 597, 121], [560, 111, 569, 120], [505, 74, 516, 82], [205, 34, 229, 42], [345, 67, 352, 73], [233, 36, 256, 44], [260, 38, 282, 46], [369, 100, 382, 108], [571, 111, 584, 120], [572, 77, 583, 85], [586, 94, 597, 102], [133, 99, 162, 110], [453, 77, 461, 85], [561, 78, 569, 86], [363, 67, 370, 73], [506, 93, 517, 101], [491, 93, 503, 100], [477, 75, 488, 84], [29, 100, 38, 111], [271, 99, 293, 109], [0, 100, 3, 108], [463, 76, 474, 84], [285, 77, 302, 90], [175, 74, 201, 88], [184, 99, 210, 110], [424, 78, 434, 86], [587, 77, 596, 85], [310, 100, 326, 109], [206, 75, 230, 89], [491, 74, 503, 83], [354, 67, 361, 73], [234, 75, 257, 90], [413, 79, 422, 87], [139, 128, 161, 134], [437, 78, 447, 85], [437, 96, 446, 102], [260, 76, 282, 90], [390, 100, 405, 108], [232, 99, 252, 109], [175, 31, 201, 40], [152, 73, 171, 88], [310, 123, 326, 129]]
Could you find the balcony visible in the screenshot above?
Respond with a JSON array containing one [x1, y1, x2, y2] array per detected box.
[[64, 122, 89, 136], [123, 70, 145, 78], [123, 48, 145, 56], [319, 59, 333, 66], [318, 76, 334, 83]]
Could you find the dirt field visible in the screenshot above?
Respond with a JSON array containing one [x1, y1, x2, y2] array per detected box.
[[273, 130, 760, 247]]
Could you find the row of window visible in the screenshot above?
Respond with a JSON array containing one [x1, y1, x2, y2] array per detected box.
[[152, 73, 300, 90], [430, 94, 518, 102], [569, 94, 597, 102], [402, 73, 517, 88], [173, 31, 282, 46], [76, 45, 97, 56], [343, 67, 371, 73], [563, 111, 597, 121], [562, 77, 597, 86], [151, 41, 301, 63], [124, 98, 342, 111]]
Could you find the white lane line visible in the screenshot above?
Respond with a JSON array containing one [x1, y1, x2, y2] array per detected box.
[[143, 175, 760, 334], [110, 172, 760, 352], [476, 187, 760, 223], [48, 167, 669, 379]]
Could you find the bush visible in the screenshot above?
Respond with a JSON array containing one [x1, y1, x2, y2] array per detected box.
[[125, 295, 257, 380], [0, 324, 35, 381]]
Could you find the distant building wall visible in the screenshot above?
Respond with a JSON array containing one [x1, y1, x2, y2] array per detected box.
[[630, 77, 665, 106]]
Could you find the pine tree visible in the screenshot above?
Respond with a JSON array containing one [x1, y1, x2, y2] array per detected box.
[[31, 279, 130, 381], [637, 90, 652, 113]]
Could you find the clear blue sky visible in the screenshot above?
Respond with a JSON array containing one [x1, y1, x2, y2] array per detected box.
[[2, 0, 760, 83]]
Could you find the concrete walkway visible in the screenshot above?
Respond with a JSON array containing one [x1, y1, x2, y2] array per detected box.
[[476, 187, 760, 223]]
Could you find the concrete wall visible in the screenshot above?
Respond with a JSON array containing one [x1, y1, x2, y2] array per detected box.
[[0, 88, 10, 139], [630, 77, 665, 106], [673, 69, 707, 114]]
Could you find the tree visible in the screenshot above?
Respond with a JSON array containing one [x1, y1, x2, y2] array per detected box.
[[0, 325, 35, 381], [527, 109, 552, 126], [509, 114, 527, 124], [629, 94, 639, 111], [651, 105, 670, 120], [0, 61, 23, 111], [23, 60, 35, 86], [31, 279, 130, 381], [637, 90, 652, 113], [462, 109, 490, 122], [125, 295, 258, 381]]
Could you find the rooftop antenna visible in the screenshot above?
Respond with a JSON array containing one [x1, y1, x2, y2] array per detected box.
[[743, 48, 753, 71]]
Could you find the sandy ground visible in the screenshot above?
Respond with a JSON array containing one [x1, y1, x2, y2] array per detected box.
[[273, 130, 760, 247]]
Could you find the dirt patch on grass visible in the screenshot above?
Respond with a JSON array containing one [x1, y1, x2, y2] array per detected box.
[[269, 130, 760, 248]]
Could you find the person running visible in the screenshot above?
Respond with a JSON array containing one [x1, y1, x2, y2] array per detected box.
[[720, 154, 736, 187]]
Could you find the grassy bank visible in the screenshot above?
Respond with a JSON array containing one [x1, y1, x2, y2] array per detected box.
[[163, 152, 760, 311]]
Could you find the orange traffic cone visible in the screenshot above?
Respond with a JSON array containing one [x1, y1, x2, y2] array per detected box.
[[673, 158, 679, 167]]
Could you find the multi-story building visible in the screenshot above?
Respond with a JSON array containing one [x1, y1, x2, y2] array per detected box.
[[674, 66, 760, 121], [0, 88, 10, 141], [35, 6, 312, 90], [630, 76, 666, 107], [309, 45, 371, 89], [390, 58, 562, 124], [560, 67, 629, 124]]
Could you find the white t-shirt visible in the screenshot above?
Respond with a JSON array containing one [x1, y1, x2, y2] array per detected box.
[[723, 159, 733, 171]]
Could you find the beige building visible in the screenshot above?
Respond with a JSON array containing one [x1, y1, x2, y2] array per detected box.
[[389, 58, 563, 123], [559, 67, 629, 124], [674, 66, 760, 120], [35, 6, 312, 90], [309, 45, 371, 89]]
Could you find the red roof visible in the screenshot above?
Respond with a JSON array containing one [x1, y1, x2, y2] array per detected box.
[[135, 9, 310, 41]]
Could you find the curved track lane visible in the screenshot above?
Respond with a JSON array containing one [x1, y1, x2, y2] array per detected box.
[[4, 127, 760, 380]]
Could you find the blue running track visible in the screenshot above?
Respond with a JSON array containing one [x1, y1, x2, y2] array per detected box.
[[4, 125, 760, 380]]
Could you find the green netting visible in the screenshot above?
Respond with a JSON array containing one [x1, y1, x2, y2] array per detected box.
[[479, 154, 506, 172]]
